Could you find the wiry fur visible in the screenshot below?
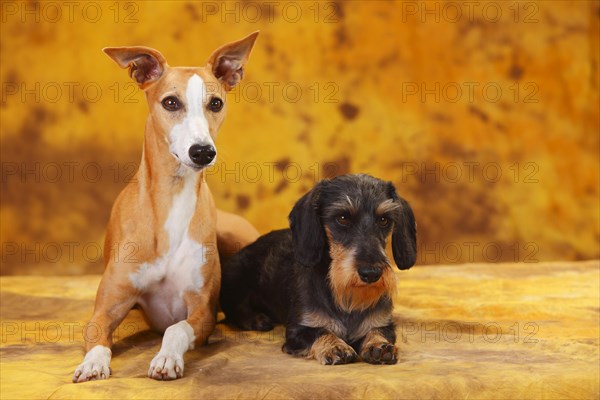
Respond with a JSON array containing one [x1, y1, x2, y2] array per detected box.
[[326, 231, 397, 313], [220, 174, 417, 365]]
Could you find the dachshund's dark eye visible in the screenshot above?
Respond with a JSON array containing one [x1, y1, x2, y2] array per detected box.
[[378, 216, 389, 227], [161, 96, 181, 111], [336, 214, 351, 226], [208, 97, 224, 112]]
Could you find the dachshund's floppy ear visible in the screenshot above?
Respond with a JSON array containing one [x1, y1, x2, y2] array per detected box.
[[388, 183, 417, 270], [288, 182, 327, 267]]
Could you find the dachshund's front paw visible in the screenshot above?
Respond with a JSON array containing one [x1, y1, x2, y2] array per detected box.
[[310, 334, 358, 365], [361, 342, 398, 364]]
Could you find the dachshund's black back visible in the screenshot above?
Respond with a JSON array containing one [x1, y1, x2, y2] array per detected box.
[[220, 229, 294, 330]]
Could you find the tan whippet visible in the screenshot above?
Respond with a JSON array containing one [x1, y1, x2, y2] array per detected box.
[[73, 32, 259, 382]]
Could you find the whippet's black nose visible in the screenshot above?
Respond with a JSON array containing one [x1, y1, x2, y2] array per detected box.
[[188, 144, 216, 166], [358, 266, 383, 284]]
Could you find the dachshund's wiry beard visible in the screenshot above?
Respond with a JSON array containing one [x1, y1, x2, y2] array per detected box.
[[326, 230, 397, 313]]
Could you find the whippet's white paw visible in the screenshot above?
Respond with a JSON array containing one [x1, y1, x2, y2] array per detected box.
[[148, 353, 184, 380], [72, 345, 112, 383]]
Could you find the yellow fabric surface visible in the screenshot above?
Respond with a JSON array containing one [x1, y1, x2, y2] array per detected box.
[[1, 261, 598, 399]]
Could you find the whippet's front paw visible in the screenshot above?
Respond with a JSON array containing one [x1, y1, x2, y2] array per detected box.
[[148, 353, 184, 380], [72, 345, 112, 383]]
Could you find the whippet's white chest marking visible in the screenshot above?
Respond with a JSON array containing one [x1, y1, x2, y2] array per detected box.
[[129, 74, 214, 332], [130, 171, 207, 332]]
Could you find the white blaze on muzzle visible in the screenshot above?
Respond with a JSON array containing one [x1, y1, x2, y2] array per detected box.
[[169, 74, 216, 168]]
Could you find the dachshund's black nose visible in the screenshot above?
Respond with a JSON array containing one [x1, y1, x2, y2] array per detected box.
[[358, 266, 383, 284]]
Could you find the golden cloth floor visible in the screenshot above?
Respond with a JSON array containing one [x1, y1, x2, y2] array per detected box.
[[1, 261, 598, 399]]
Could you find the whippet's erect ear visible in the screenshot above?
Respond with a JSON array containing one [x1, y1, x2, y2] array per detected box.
[[388, 182, 417, 270], [103, 46, 168, 89], [206, 31, 259, 91], [288, 181, 328, 268]]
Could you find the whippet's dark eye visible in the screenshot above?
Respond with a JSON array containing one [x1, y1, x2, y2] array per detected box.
[[208, 97, 224, 112], [161, 96, 181, 111], [378, 216, 389, 227], [336, 214, 351, 226]]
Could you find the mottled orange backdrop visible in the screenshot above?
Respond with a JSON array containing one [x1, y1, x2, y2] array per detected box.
[[1, 1, 598, 274]]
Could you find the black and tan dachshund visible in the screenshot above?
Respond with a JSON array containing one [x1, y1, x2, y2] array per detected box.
[[220, 174, 417, 365]]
